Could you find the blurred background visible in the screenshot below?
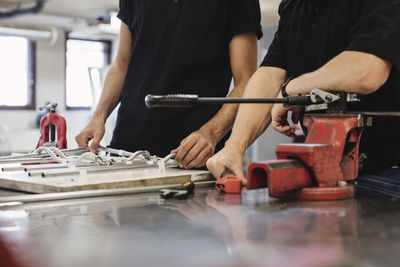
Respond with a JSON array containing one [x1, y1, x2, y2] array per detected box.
[[0, 0, 290, 161]]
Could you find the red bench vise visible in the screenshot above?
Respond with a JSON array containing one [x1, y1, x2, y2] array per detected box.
[[247, 113, 372, 201], [144, 90, 382, 200], [36, 102, 67, 149]]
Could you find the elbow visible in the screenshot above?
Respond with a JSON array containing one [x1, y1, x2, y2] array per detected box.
[[358, 72, 389, 95], [357, 59, 392, 95]]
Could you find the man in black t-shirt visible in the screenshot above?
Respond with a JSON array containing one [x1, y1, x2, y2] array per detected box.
[[75, 0, 263, 169], [207, 0, 400, 180]]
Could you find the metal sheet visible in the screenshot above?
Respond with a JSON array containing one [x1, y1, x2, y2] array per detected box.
[[0, 188, 399, 267]]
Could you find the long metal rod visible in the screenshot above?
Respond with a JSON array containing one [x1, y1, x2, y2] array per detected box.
[[0, 147, 88, 162], [0, 158, 61, 164], [34, 162, 179, 178], [347, 111, 400, 117], [197, 97, 287, 104], [0, 181, 215, 205]]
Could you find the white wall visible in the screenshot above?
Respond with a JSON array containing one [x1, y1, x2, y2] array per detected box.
[[0, 29, 117, 154], [249, 27, 292, 162]]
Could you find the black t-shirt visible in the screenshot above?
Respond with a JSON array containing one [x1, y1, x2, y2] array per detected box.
[[261, 0, 400, 172], [111, 0, 263, 156]]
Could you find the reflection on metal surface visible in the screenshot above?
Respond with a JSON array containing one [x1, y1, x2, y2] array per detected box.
[[0, 188, 399, 267]]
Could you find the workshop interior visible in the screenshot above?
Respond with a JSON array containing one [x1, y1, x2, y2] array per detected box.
[[0, 0, 400, 267]]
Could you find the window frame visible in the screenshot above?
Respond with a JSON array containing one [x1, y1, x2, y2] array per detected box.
[[65, 37, 112, 111], [0, 40, 36, 110]]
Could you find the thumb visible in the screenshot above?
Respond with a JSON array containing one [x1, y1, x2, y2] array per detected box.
[[230, 164, 246, 181], [90, 137, 101, 154]]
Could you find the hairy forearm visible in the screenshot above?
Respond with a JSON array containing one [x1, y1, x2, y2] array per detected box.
[[198, 82, 247, 145], [287, 51, 392, 96], [226, 67, 286, 154], [198, 32, 259, 146], [92, 61, 127, 123]]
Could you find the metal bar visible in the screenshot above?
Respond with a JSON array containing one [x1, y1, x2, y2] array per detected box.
[[0, 158, 61, 164], [34, 162, 179, 178], [1, 165, 27, 172], [0, 147, 88, 162], [145, 94, 288, 108], [348, 111, 400, 117], [197, 98, 287, 104], [2, 163, 72, 172], [0, 181, 215, 205]]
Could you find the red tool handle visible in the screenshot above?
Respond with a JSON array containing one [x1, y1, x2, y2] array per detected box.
[[215, 170, 242, 194]]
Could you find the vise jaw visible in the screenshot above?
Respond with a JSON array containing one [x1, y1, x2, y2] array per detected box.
[[247, 114, 372, 201]]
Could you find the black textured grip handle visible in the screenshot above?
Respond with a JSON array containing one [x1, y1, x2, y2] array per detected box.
[[220, 169, 236, 178], [145, 94, 199, 108]]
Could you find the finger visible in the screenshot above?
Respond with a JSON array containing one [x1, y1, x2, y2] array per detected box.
[[282, 127, 296, 137], [170, 148, 179, 154], [230, 165, 245, 181], [273, 124, 292, 134], [186, 147, 213, 169], [90, 136, 101, 154], [175, 138, 196, 164], [206, 158, 226, 179], [181, 142, 208, 168], [76, 134, 91, 148], [274, 123, 296, 137]]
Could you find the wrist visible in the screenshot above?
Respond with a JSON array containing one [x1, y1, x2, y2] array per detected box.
[[91, 112, 107, 124], [224, 138, 247, 155], [198, 125, 220, 146], [285, 73, 315, 96]]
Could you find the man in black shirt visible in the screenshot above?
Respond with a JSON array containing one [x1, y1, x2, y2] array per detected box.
[[207, 0, 400, 180], [75, 0, 263, 169]]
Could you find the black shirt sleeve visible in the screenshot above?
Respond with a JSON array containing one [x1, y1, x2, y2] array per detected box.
[[260, 24, 286, 69], [347, 0, 400, 67], [226, 0, 263, 41], [260, 1, 287, 70], [117, 0, 129, 26]]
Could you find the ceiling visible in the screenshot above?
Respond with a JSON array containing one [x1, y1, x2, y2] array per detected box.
[[0, 0, 280, 27]]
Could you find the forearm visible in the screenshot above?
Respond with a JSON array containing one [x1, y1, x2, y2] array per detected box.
[[287, 51, 392, 96], [226, 67, 287, 154], [91, 62, 127, 123], [198, 32, 259, 145], [198, 82, 247, 145]]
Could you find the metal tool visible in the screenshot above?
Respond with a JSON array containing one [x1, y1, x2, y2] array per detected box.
[[36, 101, 67, 149], [160, 181, 195, 199], [1, 146, 179, 180], [146, 90, 400, 201], [145, 90, 338, 108], [0, 181, 214, 206], [215, 169, 242, 194]]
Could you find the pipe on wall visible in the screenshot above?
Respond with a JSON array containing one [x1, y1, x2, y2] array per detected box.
[[0, 25, 57, 43]]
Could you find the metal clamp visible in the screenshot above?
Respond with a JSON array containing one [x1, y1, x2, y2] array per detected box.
[[310, 89, 341, 104]]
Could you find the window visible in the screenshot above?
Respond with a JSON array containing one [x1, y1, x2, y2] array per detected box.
[[0, 36, 35, 109], [65, 39, 111, 109]]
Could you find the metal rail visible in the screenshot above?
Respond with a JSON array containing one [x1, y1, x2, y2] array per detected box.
[[30, 162, 179, 178], [0, 181, 215, 205]]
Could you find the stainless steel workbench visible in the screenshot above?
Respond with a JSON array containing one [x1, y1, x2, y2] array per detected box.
[[0, 187, 399, 267]]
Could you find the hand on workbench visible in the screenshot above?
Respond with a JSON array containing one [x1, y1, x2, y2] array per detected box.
[[75, 119, 105, 153], [172, 129, 216, 169], [271, 103, 301, 137], [206, 146, 246, 183]]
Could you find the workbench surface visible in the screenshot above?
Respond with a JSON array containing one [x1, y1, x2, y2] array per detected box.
[[0, 188, 399, 267]]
